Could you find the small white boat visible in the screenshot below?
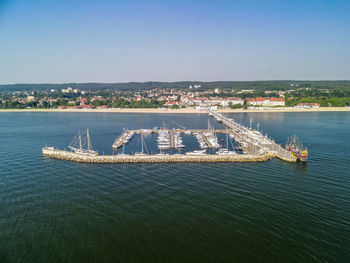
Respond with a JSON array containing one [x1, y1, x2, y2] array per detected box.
[[216, 149, 237, 155], [241, 142, 248, 148], [185, 150, 207, 156], [142, 129, 153, 134], [158, 145, 171, 149]]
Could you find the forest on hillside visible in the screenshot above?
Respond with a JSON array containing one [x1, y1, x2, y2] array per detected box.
[[1, 81, 350, 93]]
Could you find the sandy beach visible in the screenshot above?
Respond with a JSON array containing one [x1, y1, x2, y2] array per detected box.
[[0, 107, 350, 114], [217, 107, 350, 113], [0, 108, 204, 114]]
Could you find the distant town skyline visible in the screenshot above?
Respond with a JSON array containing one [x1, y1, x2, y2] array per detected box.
[[0, 0, 350, 84]]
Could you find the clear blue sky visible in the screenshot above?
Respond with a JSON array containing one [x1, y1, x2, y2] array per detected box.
[[0, 0, 349, 83]]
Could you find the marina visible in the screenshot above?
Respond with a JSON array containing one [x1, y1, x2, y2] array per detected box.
[[42, 109, 299, 163]]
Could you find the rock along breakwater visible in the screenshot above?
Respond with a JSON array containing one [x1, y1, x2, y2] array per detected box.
[[42, 148, 284, 164]]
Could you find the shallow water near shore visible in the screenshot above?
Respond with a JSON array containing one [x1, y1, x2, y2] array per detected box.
[[0, 112, 350, 262]]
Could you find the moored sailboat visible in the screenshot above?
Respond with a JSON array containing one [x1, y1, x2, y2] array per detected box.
[[135, 133, 148, 155], [68, 129, 99, 156], [285, 135, 308, 162]]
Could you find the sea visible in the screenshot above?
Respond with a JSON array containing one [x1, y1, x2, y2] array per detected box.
[[0, 112, 349, 262]]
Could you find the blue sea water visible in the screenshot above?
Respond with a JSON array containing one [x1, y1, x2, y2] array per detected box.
[[0, 112, 349, 262]]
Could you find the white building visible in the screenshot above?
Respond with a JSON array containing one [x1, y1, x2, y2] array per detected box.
[[220, 97, 244, 107], [248, 97, 285, 106], [61, 87, 79, 94]]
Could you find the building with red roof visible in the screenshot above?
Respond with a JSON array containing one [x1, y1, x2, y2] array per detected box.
[[296, 103, 320, 109], [248, 97, 285, 106]]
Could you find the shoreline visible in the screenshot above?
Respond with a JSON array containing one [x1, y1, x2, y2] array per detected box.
[[0, 107, 349, 114]]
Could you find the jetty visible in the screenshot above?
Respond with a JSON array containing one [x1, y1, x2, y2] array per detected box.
[[42, 147, 276, 163], [42, 109, 297, 164]]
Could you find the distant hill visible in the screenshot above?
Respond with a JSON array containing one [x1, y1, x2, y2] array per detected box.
[[1, 81, 350, 92]]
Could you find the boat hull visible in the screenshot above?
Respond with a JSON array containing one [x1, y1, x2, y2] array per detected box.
[[291, 152, 308, 162]]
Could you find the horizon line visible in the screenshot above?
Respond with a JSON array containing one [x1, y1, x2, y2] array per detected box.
[[1, 79, 350, 86]]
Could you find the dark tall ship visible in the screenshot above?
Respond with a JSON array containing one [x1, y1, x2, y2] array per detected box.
[[285, 136, 308, 162]]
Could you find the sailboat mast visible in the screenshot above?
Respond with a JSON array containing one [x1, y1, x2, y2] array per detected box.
[[141, 133, 144, 154], [293, 135, 296, 146], [87, 128, 91, 151], [226, 128, 229, 149], [79, 130, 82, 150]]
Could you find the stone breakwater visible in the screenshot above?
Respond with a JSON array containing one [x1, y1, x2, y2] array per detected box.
[[42, 148, 291, 164]]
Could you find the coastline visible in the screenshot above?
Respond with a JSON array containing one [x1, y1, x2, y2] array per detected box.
[[0, 107, 349, 114], [0, 108, 205, 114], [218, 107, 350, 113]]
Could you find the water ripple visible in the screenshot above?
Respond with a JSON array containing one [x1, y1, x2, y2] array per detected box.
[[0, 112, 350, 262]]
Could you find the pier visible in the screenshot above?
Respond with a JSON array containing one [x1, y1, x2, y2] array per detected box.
[[208, 109, 296, 162]]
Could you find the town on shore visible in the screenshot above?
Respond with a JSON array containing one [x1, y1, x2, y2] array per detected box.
[[1, 81, 350, 111]]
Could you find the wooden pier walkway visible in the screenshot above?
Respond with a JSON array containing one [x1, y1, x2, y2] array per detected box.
[[208, 110, 297, 162]]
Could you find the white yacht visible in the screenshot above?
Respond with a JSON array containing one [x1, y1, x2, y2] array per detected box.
[[216, 149, 237, 155], [185, 150, 207, 155]]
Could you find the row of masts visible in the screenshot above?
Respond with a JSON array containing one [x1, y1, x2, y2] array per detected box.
[[71, 122, 236, 156], [66, 114, 290, 159]]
